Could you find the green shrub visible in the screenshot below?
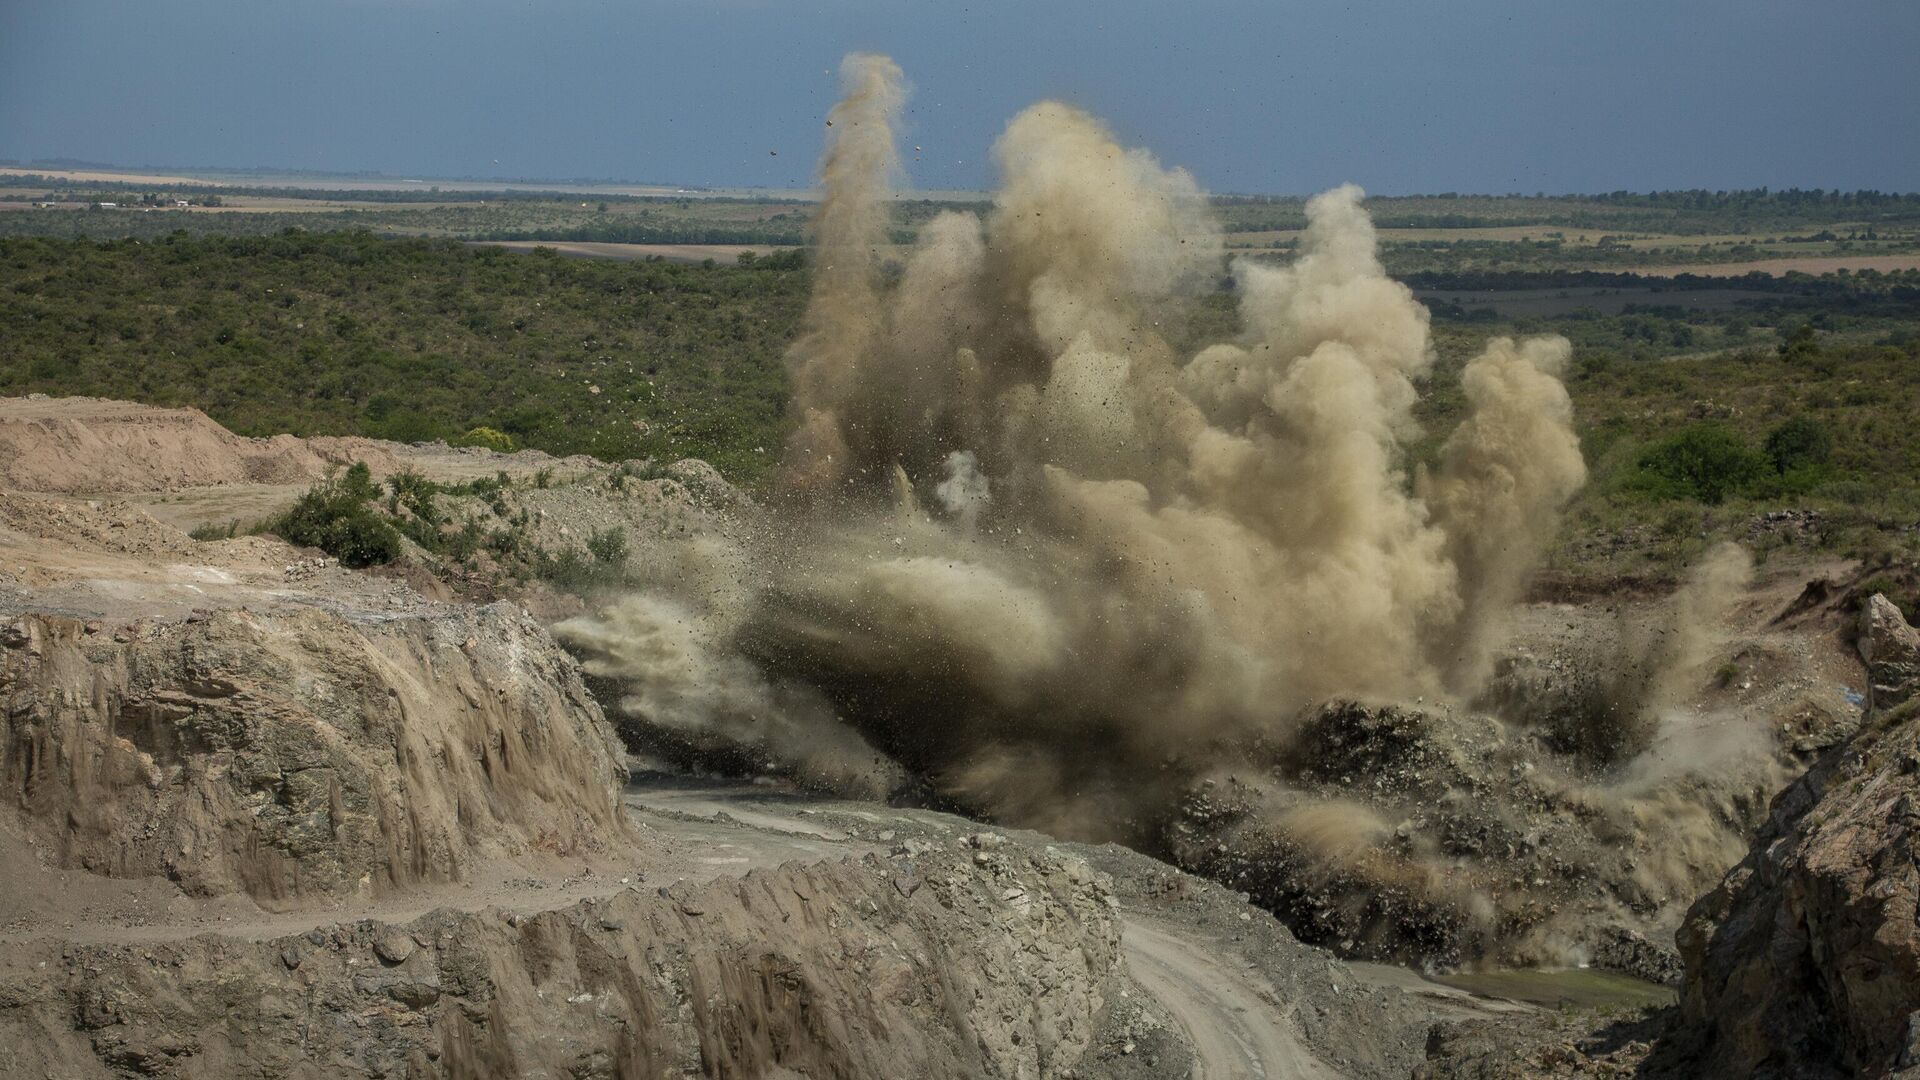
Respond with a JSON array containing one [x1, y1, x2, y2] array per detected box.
[[1634, 424, 1769, 505], [453, 426, 516, 452], [188, 519, 240, 542], [272, 462, 401, 567], [534, 546, 596, 591], [1779, 322, 1820, 363], [1764, 415, 1833, 475], [586, 526, 629, 564]]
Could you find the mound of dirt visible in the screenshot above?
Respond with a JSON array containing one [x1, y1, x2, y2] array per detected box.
[[0, 396, 341, 493], [1674, 595, 1920, 1078], [0, 395, 596, 496], [0, 844, 1122, 1079], [1, 601, 629, 906]]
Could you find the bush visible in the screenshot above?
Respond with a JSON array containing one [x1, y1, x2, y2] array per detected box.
[[272, 462, 402, 567], [586, 526, 629, 564], [534, 546, 597, 591], [1779, 322, 1820, 363], [453, 426, 516, 452], [188, 519, 239, 542], [1764, 415, 1833, 475], [1634, 424, 1769, 505]]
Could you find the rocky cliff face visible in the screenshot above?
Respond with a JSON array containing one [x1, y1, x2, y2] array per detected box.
[[1, 602, 629, 906], [0, 845, 1122, 1080], [1676, 594, 1920, 1078]]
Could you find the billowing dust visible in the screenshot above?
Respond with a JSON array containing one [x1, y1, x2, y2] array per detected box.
[[559, 54, 1779, 965]]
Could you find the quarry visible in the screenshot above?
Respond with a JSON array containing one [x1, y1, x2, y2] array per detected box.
[[4, 47, 1920, 1080]]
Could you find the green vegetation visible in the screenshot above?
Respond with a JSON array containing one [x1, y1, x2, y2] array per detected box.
[[0, 231, 803, 480], [453, 426, 517, 452], [271, 463, 402, 567], [1631, 425, 1771, 505], [1414, 279, 1920, 575], [188, 519, 240, 542], [258, 462, 642, 593], [8, 188, 1920, 583], [1764, 415, 1833, 475]]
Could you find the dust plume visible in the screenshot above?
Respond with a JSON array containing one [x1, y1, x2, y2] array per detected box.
[[1421, 335, 1588, 689], [781, 52, 907, 494], [1640, 542, 1755, 712], [555, 594, 904, 799], [563, 54, 1590, 825], [1602, 542, 1758, 764], [544, 55, 1836, 968]]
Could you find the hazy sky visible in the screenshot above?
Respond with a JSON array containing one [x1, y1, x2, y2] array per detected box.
[[3, 0, 1916, 195]]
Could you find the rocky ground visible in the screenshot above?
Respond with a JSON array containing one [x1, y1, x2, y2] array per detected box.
[[1163, 556, 1868, 979], [1416, 589, 1920, 1079]]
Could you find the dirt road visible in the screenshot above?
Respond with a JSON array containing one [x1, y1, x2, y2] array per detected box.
[[1125, 918, 1342, 1079]]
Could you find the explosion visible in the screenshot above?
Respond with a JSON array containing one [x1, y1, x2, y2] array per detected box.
[[557, 54, 1779, 965], [566, 52, 1588, 825]]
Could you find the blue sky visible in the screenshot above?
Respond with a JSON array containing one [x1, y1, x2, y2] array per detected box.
[[2, 0, 1916, 195]]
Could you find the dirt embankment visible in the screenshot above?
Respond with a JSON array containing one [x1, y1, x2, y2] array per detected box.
[[2, 603, 629, 907], [1416, 593, 1920, 1080], [0, 400, 1197, 1078], [0, 844, 1123, 1080], [0, 395, 596, 496]]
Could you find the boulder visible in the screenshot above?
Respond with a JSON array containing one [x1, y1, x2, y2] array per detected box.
[[1862, 593, 1920, 713]]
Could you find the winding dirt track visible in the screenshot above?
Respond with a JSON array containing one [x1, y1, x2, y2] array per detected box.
[[1124, 918, 1342, 1079]]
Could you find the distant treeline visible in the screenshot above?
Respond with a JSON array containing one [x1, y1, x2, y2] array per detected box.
[[1402, 266, 1920, 293], [0, 172, 807, 207], [475, 223, 810, 246], [1215, 190, 1920, 235]]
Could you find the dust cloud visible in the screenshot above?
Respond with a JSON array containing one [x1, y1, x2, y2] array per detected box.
[[564, 53, 1590, 822], [547, 55, 1807, 965]]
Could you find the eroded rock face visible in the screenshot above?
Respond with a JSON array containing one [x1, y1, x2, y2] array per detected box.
[[0, 602, 628, 904], [1675, 595, 1920, 1078], [0, 847, 1122, 1080]]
